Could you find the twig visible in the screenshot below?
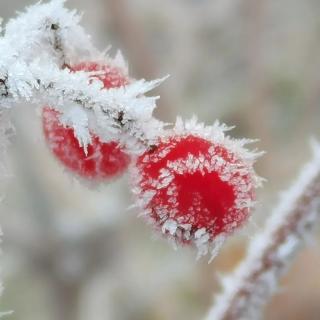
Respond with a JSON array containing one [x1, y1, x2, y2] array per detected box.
[[0, 0, 166, 153], [205, 141, 320, 320]]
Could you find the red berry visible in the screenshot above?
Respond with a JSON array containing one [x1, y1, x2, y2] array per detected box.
[[42, 62, 130, 180], [133, 126, 260, 258]]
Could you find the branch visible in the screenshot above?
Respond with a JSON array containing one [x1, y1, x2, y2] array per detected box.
[[205, 141, 320, 320], [0, 0, 166, 153]]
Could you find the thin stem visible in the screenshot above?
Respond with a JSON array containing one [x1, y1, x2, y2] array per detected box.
[[205, 142, 320, 320]]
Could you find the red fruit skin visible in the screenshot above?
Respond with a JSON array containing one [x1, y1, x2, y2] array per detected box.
[[42, 62, 130, 180], [71, 62, 129, 88], [135, 135, 255, 244]]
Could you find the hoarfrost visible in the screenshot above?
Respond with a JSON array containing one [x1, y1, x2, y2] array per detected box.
[[0, 0, 166, 153]]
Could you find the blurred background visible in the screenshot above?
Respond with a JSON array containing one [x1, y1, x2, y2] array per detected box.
[[1, 0, 320, 319]]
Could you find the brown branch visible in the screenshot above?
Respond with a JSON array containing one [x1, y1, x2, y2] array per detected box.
[[50, 22, 66, 66], [0, 78, 8, 97], [205, 143, 320, 320]]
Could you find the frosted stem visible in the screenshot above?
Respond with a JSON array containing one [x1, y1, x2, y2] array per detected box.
[[205, 142, 320, 320], [0, 0, 165, 153]]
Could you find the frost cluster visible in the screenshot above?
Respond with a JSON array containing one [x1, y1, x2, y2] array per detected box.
[[0, 0, 165, 154]]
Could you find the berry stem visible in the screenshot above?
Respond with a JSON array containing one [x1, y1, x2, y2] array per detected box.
[[50, 22, 67, 67], [205, 141, 320, 320]]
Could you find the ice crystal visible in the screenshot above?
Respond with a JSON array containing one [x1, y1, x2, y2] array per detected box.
[[0, 0, 166, 152]]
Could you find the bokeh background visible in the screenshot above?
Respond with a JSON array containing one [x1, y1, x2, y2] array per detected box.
[[1, 0, 320, 319]]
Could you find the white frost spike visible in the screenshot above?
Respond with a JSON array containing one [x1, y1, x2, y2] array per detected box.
[[113, 50, 128, 74], [194, 227, 207, 239], [194, 228, 210, 259], [59, 105, 91, 153], [162, 219, 178, 236], [209, 235, 227, 263], [138, 75, 170, 96], [172, 116, 264, 167]]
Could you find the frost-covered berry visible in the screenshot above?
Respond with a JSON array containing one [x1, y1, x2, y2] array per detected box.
[[42, 62, 130, 181], [132, 118, 262, 259]]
